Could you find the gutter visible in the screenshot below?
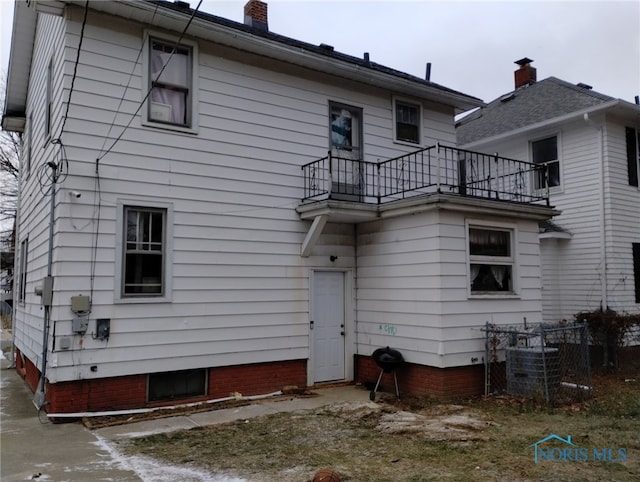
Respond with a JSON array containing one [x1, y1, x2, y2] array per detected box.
[[461, 100, 625, 150]]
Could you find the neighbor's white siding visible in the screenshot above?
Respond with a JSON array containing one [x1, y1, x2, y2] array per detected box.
[[356, 209, 544, 368], [464, 112, 640, 323], [602, 117, 640, 313], [16, 7, 459, 382]]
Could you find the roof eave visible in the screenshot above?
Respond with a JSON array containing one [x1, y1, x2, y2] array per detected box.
[[1, 1, 37, 132], [69, 0, 484, 112], [460, 100, 629, 149]]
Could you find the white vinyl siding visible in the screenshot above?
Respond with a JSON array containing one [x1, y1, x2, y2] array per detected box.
[[22, 9, 463, 382], [356, 211, 542, 368]]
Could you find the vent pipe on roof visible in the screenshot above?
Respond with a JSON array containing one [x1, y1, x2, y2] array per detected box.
[[514, 57, 536, 89], [425, 62, 432, 81], [244, 0, 268, 31], [635, 95, 639, 105]]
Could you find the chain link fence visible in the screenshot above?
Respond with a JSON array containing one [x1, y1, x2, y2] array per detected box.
[[482, 321, 592, 404]]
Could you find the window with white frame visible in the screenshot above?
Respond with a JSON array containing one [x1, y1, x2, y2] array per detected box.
[[147, 38, 193, 127], [18, 238, 28, 304], [469, 227, 514, 293], [123, 206, 166, 296], [394, 99, 421, 144], [532, 136, 559, 189]]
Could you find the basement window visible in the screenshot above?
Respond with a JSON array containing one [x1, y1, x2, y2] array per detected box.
[[469, 227, 514, 294], [148, 369, 207, 402]]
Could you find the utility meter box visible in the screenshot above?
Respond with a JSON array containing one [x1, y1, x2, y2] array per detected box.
[[72, 317, 88, 334], [71, 295, 91, 315]]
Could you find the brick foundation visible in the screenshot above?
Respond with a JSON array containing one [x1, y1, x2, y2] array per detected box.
[[14, 348, 306, 415], [355, 355, 485, 399]]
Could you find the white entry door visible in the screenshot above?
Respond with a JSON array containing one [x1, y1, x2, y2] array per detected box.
[[312, 271, 345, 383]]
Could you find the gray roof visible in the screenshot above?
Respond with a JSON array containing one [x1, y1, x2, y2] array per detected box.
[[456, 77, 614, 145]]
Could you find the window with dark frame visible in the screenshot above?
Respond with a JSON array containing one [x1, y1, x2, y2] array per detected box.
[[45, 58, 53, 136], [123, 206, 165, 296], [626, 126, 639, 187], [469, 227, 513, 293], [532, 136, 559, 189], [395, 100, 421, 144], [633, 243, 640, 303], [148, 369, 207, 402], [148, 39, 192, 127], [18, 238, 28, 304]]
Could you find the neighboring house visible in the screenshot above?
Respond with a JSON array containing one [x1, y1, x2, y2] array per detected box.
[[3, 0, 555, 414], [458, 59, 640, 324]]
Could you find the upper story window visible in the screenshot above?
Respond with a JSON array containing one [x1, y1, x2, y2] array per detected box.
[[394, 99, 421, 145], [143, 34, 198, 131], [330, 102, 362, 159], [123, 206, 166, 296], [532, 136, 559, 189], [469, 227, 514, 294], [625, 126, 639, 187]]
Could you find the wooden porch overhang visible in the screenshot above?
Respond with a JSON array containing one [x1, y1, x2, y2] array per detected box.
[[297, 193, 559, 257]]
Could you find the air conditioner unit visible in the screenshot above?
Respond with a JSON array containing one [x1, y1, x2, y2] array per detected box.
[[150, 102, 172, 122], [506, 346, 561, 398]]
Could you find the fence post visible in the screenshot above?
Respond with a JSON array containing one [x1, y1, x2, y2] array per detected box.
[[377, 162, 381, 204], [540, 325, 551, 403], [484, 321, 490, 396]]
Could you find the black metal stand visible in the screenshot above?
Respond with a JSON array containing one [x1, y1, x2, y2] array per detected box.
[[369, 368, 400, 401]]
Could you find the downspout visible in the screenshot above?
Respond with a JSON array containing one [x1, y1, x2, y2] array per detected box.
[[598, 124, 607, 311], [585, 113, 607, 309], [34, 161, 58, 409]]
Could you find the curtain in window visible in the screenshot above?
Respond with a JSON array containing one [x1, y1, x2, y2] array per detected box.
[[490, 266, 507, 289], [150, 50, 188, 124]]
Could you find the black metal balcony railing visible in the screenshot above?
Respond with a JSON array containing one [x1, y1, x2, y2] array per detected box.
[[302, 144, 550, 206]]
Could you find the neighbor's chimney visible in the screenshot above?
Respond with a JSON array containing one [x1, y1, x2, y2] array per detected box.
[[244, 0, 268, 31], [514, 57, 536, 89]]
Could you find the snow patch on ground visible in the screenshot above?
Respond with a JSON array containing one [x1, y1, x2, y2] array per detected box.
[[91, 434, 247, 482]]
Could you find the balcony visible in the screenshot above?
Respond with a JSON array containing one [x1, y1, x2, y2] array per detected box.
[[301, 144, 550, 207]]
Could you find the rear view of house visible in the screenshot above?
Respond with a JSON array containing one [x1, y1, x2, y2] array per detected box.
[[3, 0, 555, 415]]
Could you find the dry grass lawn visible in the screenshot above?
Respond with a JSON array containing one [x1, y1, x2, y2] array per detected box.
[[121, 369, 640, 481]]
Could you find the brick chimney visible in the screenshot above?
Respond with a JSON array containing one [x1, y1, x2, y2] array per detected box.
[[244, 0, 268, 31], [514, 57, 536, 88]]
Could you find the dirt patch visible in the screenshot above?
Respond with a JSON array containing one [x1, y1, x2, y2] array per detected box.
[[121, 371, 640, 482]]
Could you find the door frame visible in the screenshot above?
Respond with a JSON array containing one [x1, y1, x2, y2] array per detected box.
[[308, 268, 355, 386]]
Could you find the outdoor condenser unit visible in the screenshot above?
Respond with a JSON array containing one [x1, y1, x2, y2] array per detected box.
[[506, 346, 561, 397]]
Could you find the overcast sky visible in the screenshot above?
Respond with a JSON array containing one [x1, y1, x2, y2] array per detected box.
[[1, 0, 639, 105]]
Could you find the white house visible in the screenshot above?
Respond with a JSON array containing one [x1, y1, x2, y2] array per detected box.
[[3, 1, 555, 414], [457, 59, 640, 324]]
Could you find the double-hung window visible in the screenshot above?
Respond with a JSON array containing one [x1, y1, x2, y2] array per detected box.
[[532, 136, 559, 189], [145, 36, 196, 129], [469, 227, 514, 294], [123, 207, 166, 296], [394, 99, 421, 145]]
